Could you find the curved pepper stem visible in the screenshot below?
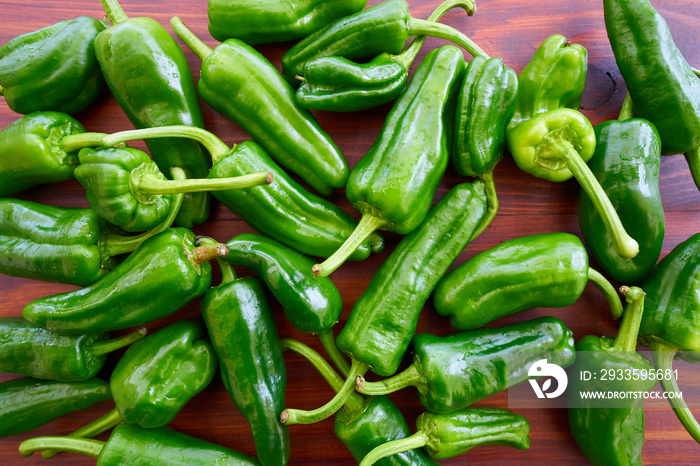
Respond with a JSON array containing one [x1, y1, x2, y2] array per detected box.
[[359, 431, 430, 466], [19, 437, 104, 458], [355, 360, 428, 396], [587, 268, 624, 319], [317, 329, 351, 377], [407, 18, 490, 59], [280, 359, 368, 425], [171, 17, 213, 61], [650, 340, 700, 443], [90, 326, 147, 357], [618, 93, 635, 121], [40, 408, 123, 459], [611, 286, 645, 353], [132, 171, 272, 196], [469, 171, 498, 241], [100, 0, 129, 25]]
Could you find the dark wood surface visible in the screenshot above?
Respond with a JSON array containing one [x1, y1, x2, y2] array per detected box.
[[1, 0, 699, 464]]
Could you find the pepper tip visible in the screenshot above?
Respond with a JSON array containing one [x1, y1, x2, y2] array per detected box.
[[280, 410, 290, 425], [311, 264, 322, 278], [266, 173, 274, 184], [217, 244, 229, 257], [354, 375, 365, 391]]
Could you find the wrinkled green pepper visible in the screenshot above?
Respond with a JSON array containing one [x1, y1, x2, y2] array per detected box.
[[359, 408, 530, 465], [0, 317, 145, 382], [0, 111, 84, 197], [0, 377, 111, 438], [0, 17, 105, 115], [294, 0, 476, 112], [578, 102, 665, 283], [22, 228, 228, 334], [75, 146, 270, 232], [356, 317, 576, 413], [19, 423, 260, 465], [568, 286, 654, 466], [95, 0, 210, 228], [281, 181, 487, 426], [281, 0, 488, 86], [208, 0, 367, 44], [202, 260, 289, 466], [172, 17, 348, 197], [314, 45, 466, 277], [433, 232, 623, 330], [506, 35, 639, 259]]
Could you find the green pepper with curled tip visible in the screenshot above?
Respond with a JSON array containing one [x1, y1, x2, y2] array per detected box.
[[506, 34, 639, 259], [294, 0, 477, 112], [0, 17, 105, 115], [208, 0, 367, 44], [433, 232, 623, 330]]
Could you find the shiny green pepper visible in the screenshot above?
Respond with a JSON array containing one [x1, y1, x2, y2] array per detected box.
[[0, 17, 105, 115]]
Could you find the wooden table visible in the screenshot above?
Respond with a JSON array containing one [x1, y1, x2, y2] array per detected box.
[[1, 0, 699, 463]]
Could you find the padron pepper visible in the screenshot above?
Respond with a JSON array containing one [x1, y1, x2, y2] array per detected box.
[[281, 0, 489, 86], [0, 317, 146, 382], [95, 0, 210, 228], [22, 228, 228, 334], [0, 111, 84, 197], [171, 17, 348, 197], [0, 377, 111, 438], [578, 97, 665, 283], [356, 317, 576, 413], [208, 0, 367, 44], [202, 258, 289, 466], [19, 423, 260, 465], [294, 0, 478, 112], [359, 408, 530, 465], [313, 45, 467, 277], [0, 169, 184, 286], [433, 232, 624, 330], [281, 181, 487, 426], [568, 286, 654, 466], [0, 17, 105, 115], [637, 232, 700, 442], [505, 34, 639, 259]]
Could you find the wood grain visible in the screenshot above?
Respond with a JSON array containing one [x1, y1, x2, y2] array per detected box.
[[1, 0, 699, 464]]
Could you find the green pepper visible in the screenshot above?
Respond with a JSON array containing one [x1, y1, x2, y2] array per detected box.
[[19, 423, 260, 465], [0, 169, 184, 286], [359, 408, 531, 465], [281, 338, 437, 466], [568, 286, 655, 466], [356, 317, 576, 413], [94, 0, 210, 228], [505, 35, 639, 259], [637, 232, 700, 442], [433, 232, 624, 330], [208, 0, 367, 44], [294, 0, 476, 112], [202, 260, 289, 466], [223, 233, 346, 374], [0, 111, 84, 197], [313, 45, 467, 277], [578, 99, 665, 283], [281, 0, 489, 86], [604, 0, 700, 167], [281, 181, 487, 426], [74, 146, 270, 232], [22, 228, 228, 334], [0, 317, 145, 382], [0, 17, 105, 115], [171, 18, 348, 197], [0, 377, 111, 438]]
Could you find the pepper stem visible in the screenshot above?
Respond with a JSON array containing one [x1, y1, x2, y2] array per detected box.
[[215, 257, 239, 285], [280, 359, 368, 425], [408, 18, 490, 59], [99, 0, 129, 25], [102, 167, 186, 257], [280, 338, 365, 416], [133, 172, 272, 195], [650, 340, 700, 443], [60, 132, 110, 153], [684, 147, 700, 192], [618, 93, 634, 121], [19, 437, 104, 458], [313, 213, 388, 277], [90, 326, 147, 357], [40, 408, 123, 459], [610, 286, 645, 353], [317, 329, 351, 377], [193, 242, 230, 265], [587, 267, 624, 319], [470, 173, 498, 241], [359, 431, 430, 466], [171, 17, 213, 61], [355, 360, 427, 396], [554, 138, 639, 259]]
